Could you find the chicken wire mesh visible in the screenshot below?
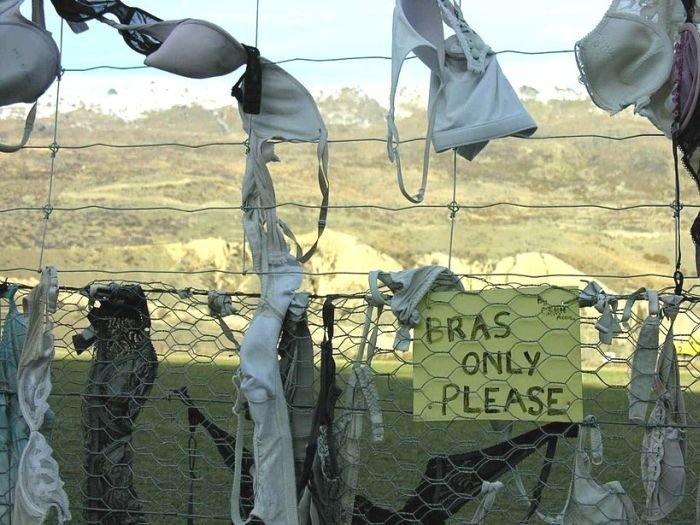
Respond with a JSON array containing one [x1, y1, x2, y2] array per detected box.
[[2, 277, 699, 524]]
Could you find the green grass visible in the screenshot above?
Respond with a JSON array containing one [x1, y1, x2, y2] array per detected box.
[[48, 358, 700, 524]]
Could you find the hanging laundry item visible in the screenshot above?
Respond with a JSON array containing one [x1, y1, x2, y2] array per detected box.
[[50, 0, 248, 78], [368, 265, 464, 351], [269, 293, 382, 525], [641, 294, 686, 521], [622, 288, 661, 423], [76, 284, 158, 525], [0, 0, 60, 153], [575, 0, 677, 135], [295, 296, 384, 525], [13, 267, 70, 524], [532, 416, 638, 524], [295, 298, 342, 525], [388, 0, 537, 202], [278, 292, 316, 483], [228, 46, 328, 525], [579, 281, 623, 345], [50, 0, 161, 50], [0, 285, 29, 524], [354, 422, 578, 524], [234, 57, 329, 263], [330, 295, 385, 525]]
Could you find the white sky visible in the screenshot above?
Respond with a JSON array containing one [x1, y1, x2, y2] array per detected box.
[[28, 0, 612, 116]]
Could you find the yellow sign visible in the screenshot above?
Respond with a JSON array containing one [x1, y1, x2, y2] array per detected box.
[[413, 287, 583, 422]]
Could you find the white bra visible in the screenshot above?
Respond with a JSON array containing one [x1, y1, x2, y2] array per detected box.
[[388, 0, 537, 203]]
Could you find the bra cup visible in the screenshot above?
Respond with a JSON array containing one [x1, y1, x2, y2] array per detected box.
[[0, 18, 60, 106], [552, 422, 638, 525], [143, 19, 247, 79], [577, 12, 673, 113], [242, 61, 326, 144], [565, 481, 632, 524], [390, 0, 443, 101], [557, 450, 638, 524], [430, 45, 536, 158], [636, 75, 673, 137]]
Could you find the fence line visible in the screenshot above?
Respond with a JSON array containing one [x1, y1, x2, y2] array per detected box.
[[2, 3, 699, 523]]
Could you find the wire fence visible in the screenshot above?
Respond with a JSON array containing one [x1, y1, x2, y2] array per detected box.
[[2, 0, 700, 523], [1, 280, 699, 523]]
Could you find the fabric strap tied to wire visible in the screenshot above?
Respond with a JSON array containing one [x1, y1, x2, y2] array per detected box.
[[579, 281, 622, 345]]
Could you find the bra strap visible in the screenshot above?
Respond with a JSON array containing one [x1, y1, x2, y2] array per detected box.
[[0, 103, 37, 154], [387, 0, 444, 203], [231, 44, 263, 115], [31, 0, 45, 27], [230, 370, 246, 525]]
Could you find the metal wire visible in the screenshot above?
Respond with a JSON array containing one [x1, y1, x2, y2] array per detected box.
[[0, 202, 692, 215]]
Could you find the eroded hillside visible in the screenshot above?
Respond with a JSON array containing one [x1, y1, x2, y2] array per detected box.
[[0, 89, 696, 292]]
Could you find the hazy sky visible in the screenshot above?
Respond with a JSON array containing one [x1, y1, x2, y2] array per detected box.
[[32, 0, 613, 114]]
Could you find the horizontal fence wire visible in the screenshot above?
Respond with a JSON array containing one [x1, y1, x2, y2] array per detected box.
[[0, 268, 689, 281], [61, 48, 575, 72], [17, 133, 667, 151], [0, 203, 693, 214]]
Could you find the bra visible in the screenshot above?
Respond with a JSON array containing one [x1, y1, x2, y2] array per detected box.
[[13, 266, 71, 524], [0, 0, 60, 152], [623, 288, 661, 423], [641, 295, 687, 521], [576, 0, 676, 134], [537, 416, 639, 524], [51, 0, 248, 78], [388, 0, 537, 203]]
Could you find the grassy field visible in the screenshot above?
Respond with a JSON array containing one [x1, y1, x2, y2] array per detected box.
[[47, 356, 700, 524]]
